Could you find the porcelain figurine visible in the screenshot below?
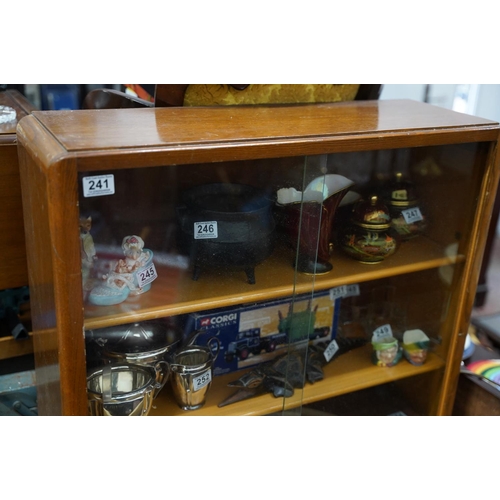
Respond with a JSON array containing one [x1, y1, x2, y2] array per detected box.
[[402, 329, 430, 366], [371, 336, 402, 367], [340, 195, 399, 264], [88, 235, 155, 306]]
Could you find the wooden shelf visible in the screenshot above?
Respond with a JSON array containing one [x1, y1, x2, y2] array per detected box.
[[0, 333, 33, 361], [149, 343, 445, 416], [0, 307, 33, 361], [84, 236, 463, 330]]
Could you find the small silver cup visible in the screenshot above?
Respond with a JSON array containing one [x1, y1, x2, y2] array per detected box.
[[170, 340, 219, 411]]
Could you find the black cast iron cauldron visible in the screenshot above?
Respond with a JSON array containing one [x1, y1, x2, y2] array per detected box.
[[177, 183, 276, 284]]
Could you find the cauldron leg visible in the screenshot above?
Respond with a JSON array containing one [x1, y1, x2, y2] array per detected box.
[[245, 267, 256, 285], [192, 265, 201, 281]]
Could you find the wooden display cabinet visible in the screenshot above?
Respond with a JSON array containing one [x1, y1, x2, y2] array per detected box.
[[16, 100, 500, 416]]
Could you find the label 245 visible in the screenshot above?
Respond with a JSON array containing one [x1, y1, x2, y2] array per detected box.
[[136, 263, 158, 288]]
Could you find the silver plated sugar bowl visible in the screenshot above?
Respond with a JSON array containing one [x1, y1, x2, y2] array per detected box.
[[86, 320, 180, 397]]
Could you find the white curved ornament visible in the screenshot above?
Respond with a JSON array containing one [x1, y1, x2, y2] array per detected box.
[[0, 105, 16, 124]]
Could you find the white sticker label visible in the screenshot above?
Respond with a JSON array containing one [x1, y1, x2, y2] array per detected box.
[[82, 175, 115, 197], [194, 221, 218, 239], [392, 189, 408, 200], [372, 324, 393, 341], [323, 339, 339, 362], [402, 207, 423, 224], [136, 262, 158, 288], [330, 284, 360, 300], [330, 286, 347, 300], [193, 369, 212, 392]]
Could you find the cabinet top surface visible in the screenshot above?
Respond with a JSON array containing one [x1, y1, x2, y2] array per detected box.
[[27, 99, 499, 154]]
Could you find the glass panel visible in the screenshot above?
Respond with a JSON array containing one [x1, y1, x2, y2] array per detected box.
[[79, 156, 317, 415], [78, 137, 488, 416], [284, 142, 486, 416]]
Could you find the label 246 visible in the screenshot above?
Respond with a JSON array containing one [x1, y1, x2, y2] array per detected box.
[[194, 221, 218, 239]]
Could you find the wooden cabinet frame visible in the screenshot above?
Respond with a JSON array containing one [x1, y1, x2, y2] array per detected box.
[[0, 90, 36, 362], [16, 100, 500, 416]]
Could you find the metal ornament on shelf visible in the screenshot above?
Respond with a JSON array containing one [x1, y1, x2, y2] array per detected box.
[[218, 336, 368, 407]]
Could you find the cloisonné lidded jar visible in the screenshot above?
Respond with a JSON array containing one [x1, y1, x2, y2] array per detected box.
[[340, 195, 399, 264], [383, 172, 427, 240]]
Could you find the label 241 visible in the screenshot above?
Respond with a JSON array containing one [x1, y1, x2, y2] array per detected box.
[[82, 174, 115, 197]]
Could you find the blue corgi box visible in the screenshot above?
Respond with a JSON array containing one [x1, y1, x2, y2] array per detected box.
[[183, 289, 341, 376]]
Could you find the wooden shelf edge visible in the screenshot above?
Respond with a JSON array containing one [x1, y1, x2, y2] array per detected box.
[[0, 332, 34, 360], [83, 237, 464, 331], [149, 343, 445, 416]]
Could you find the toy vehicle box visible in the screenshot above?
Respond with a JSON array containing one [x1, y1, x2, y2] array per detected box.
[[183, 289, 341, 376]]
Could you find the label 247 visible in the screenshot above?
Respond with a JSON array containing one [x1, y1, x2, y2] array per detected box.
[[402, 207, 423, 224]]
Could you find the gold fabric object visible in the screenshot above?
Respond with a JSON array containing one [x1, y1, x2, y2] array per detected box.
[[183, 84, 360, 106]]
